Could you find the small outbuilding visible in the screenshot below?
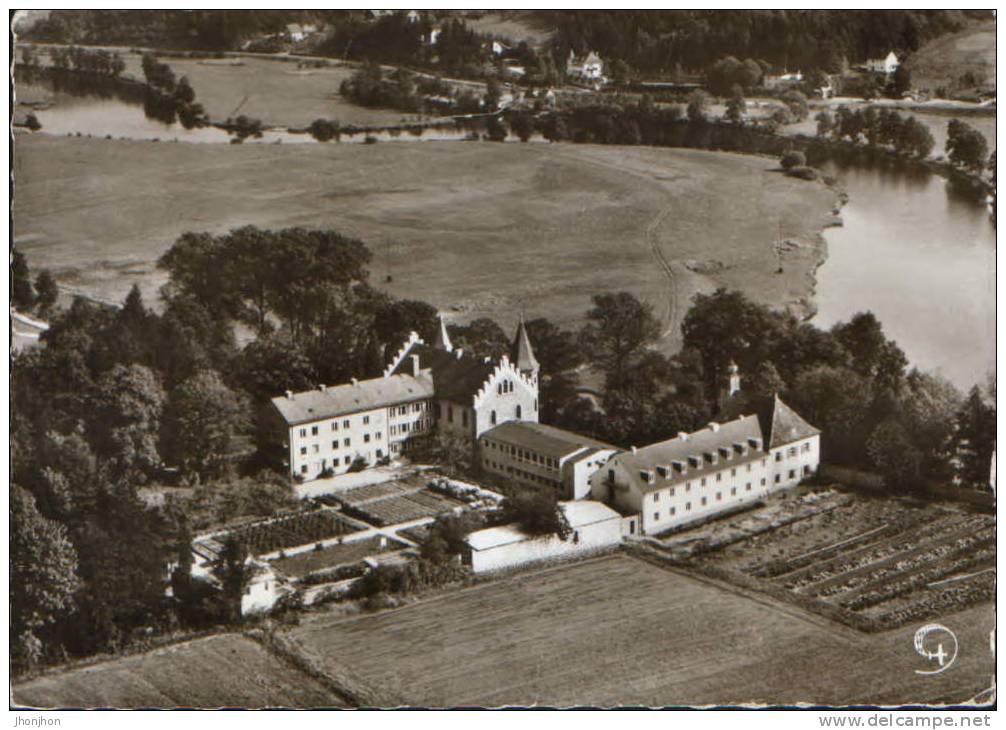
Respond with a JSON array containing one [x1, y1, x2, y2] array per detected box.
[[464, 500, 622, 574]]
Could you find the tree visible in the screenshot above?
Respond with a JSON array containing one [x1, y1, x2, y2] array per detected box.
[[953, 385, 996, 489], [780, 89, 809, 121], [11, 485, 80, 668], [745, 361, 786, 397], [707, 56, 743, 96], [509, 112, 535, 142], [484, 78, 502, 110], [786, 365, 872, 463], [448, 317, 509, 360], [579, 292, 660, 390], [815, 110, 834, 137], [724, 86, 746, 123], [236, 335, 317, 404], [686, 90, 710, 123], [501, 491, 571, 539], [867, 419, 922, 491], [33, 270, 59, 318], [173, 75, 196, 104], [890, 65, 912, 97], [831, 312, 907, 390], [89, 364, 166, 477], [12, 249, 35, 310], [160, 370, 250, 479], [738, 58, 763, 90], [25, 112, 42, 131], [215, 535, 252, 622], [411, 427, 472, 475], [524, 318, 582, 375], [946, 119, 989, 172], [610, 58, 631, 86], [485, 115, 507, 142]]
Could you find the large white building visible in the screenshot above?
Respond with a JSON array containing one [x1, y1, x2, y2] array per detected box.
[[270, 317, 541, 480], [589, 373, 820, 536]]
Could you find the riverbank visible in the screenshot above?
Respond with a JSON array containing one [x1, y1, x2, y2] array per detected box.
[[13, 135, 838, 350]]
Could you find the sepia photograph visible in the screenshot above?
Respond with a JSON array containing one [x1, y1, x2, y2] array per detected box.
[[8, 6, 997, 712]]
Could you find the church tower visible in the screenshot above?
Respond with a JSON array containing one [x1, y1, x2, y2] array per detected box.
[[510, 317, 540, 384], [433, 315, 453, 352]]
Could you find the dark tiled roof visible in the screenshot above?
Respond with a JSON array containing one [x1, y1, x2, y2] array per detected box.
[[483, 421, 616, 459], [390, 343, 497, 405], [271, 373, 434, 425], [719, 393, 819, 449], [612, 416, 765, 494]]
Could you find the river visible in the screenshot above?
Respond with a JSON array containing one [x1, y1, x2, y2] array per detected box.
[[14, 75, 996, 390]]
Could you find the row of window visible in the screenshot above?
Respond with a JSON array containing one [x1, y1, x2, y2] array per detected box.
[[298, 449, 385, 474], [648, 465, 814, 504], [299, 431, 383, 457], [296, 401, 436, 440], [485, 459, 562, 489], [392, 402, 430, 417], [652, 483, 757, 521], [390, 419, 431, 437], [482, 439, 559, 469], [777, 442, 813, 461]]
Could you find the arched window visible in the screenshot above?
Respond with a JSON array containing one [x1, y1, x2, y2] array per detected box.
[[497, 383, 502, 395], [516, 404, 522, 419], [491, 410, 497, 425]]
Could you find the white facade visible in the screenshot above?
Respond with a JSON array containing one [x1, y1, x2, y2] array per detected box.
[[465, 501, 622, 574], [567, 50, 604, 80], [866, 52, 899, 75]]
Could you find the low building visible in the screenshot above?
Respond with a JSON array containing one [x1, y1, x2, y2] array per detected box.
[[480, 421, 618, 500], [464, 501, 622, 573], [763, 71, 803, 90], [865, 51, 899, 75], [590, 366, 820, 536]]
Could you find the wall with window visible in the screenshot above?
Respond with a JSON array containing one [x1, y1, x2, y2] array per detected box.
[[480, 435, 564, 492], [472, 362, 539, 439], [768, 435, 820, 491], [388, 399, 435, 455], [288, 401, 423, 480]]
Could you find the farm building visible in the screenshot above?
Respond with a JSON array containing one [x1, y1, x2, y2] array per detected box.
[[763, 71, 804, 90], [464, 501, 622, 573], [190, 541, 293, 616], [270, 316, 541, 480], [865, 51, 899, 75], [480, 421, 618, 499], [567, 50, 604, 80], [590, 365, 820, 535]]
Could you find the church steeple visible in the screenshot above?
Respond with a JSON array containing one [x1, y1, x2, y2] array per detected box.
[[510, 316, 539, 380], [434, 315, 453, 352]]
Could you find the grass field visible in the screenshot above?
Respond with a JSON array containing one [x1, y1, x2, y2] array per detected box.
[[905, 20, 997, 95], [13, 634, 346, 709], [286, 554, 994, 707], [13, 136, 836, 349], [463, 11, 555, 47]]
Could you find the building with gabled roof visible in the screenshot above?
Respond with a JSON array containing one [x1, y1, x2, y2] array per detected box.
[[589, 365, 819, 535], [271, 316, 539, 480]]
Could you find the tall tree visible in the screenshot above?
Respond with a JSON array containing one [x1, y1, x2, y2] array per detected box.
[[160, 370, 250, 479], [12, 249, 35, 310], [33, 270, 59, 318], [579, 292, 660, 389], [11, 484, 80, 668], [953, 384, 996, 489]]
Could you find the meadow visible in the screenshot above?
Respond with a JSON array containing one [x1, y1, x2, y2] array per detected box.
[[13, 135, 836, 350], [287, 553, 994, 707], [13, 634, 346, 709]]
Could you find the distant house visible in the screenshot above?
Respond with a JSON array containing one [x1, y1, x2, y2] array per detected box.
[[763, 71, 803, 90], [285, 23, 316, 42], [464, 501, 623, 573], [490, 40, 508, 56], [190, 542, 293, 616], [425, 27, 441, 46], [503, 60, 526, 78], [479, 421, 618, 500], [406, 9, 421, 23], [566, 49, 604, 80], [865, 51, 899, 75], [589, 365, 820, 536]]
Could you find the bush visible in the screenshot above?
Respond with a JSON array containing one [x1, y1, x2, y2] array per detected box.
[[780, 150, 806, 169], [363, 135, 378, 144]]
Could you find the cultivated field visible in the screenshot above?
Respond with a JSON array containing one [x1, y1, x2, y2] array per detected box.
[[462, 11, 555, 47], [13, 634, 346, 709], [13, 136, 837, 349], [272, 535, 407, 578], [286, 554, 995, 707], [673, 491, 996, 631]]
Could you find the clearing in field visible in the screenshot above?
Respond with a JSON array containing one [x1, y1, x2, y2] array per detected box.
[[13, 634, 346, 709], [13, 137, 837, 349], [285, 553, 994, 707]]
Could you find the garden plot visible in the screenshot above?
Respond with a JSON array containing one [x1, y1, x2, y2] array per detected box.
[[689, 495, 995, 630], [349, 489, 467, 526], [271, 535, 409, 580], [334, 478, 425, 506], [200, 509, 363, 558]]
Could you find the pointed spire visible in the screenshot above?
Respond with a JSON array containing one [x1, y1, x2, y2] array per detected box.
[[434, 315, 452, 352], [510, 315, 539, 375]]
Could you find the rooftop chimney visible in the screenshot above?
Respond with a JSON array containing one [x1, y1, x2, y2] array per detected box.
[[677, 432, 689, 441], [285, 390, 293, 399], [319, 384, 327, 392], [351, 378, 358, 386], [411, 354, 421, 376], [631, 446, 637, 454], [455, 348, 464, 360], [709, 422, 720, 432]]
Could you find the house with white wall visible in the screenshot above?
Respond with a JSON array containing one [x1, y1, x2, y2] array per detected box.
[[866, 51, 899, 75]]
